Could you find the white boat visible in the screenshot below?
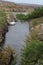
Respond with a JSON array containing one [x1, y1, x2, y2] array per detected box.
[[8, 21, 16, 25], [7, 20, 16, 25]]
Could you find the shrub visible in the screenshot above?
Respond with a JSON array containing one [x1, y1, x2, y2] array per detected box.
[[21, 39, 43, 65], [16, 14, 26, 21], [0, 11, 7, 28], [16, 7, 43, 21]]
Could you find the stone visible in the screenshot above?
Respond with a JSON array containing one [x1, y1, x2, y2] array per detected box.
[[37, 24, 43, 41], [29, 22, 43, 41], [0, 48, 12, 65]]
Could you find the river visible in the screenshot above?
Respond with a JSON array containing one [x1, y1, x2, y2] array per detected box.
[[5, 21, 29, 65]]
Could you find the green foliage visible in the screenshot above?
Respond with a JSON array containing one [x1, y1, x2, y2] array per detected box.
[[16, 7, 43, 21], [21, 39, 43, 65], [16, 14, 27, 21], [0, 11, 7, 28], [30, 7, 43, 18]]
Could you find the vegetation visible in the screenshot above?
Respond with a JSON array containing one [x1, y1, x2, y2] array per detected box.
[[29, 16, 43, 41], [0, 10, 16, 65], [16, 7, 43, 21], [0, 6, 43, 65], [6, 46, 16, 65], [0, 46, 16, 65], [30, 16, 43, 25], [20, 7, 43, 65], [16, 14, 26, 21], [21, 39, 43, 65], [0, 11, 7, 29]]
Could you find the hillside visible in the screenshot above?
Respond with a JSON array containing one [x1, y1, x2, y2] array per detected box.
[[0, 1, 43, 12]]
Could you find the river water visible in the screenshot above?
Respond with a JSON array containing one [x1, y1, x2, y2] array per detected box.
[[5, 21, 29, 65]]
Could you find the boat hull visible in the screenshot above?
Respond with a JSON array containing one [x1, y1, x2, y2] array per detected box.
[[7, 21, 16, 25]]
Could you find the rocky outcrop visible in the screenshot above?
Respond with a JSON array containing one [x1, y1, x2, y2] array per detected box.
[[29, 21, 43, 41], [0, 28, 5, 43], [0, 48, 13, 65], [0, 23, 8, 46], [37, 24, 43, 41]]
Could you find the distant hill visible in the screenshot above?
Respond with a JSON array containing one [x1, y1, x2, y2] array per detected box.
[[0, 1, 15, 6], [16, 3, 43, 8], [0, 1, 43, 7], [0, 1, 43, 12]]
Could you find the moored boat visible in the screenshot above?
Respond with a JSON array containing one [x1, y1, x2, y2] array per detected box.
[[7, 21, 16, 25]]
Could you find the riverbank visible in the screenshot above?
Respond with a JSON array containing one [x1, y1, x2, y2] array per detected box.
[[0, 11, 8, 45], [0, 11, 17, 65], [29, 16, 43, 40]]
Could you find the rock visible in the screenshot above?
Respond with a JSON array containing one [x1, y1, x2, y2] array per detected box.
[[37, 24, 43, 41], [38, 34, 43, 41], [0, 28, 4, 43], [0, 23, 8, 45], [34, 24, 43, 40], [29, 22, 43, 41], [0, 48, 12, 65]]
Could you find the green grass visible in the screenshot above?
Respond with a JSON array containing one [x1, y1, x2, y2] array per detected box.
[[21, 39, 43, 65], [0, 11, 7, 29]]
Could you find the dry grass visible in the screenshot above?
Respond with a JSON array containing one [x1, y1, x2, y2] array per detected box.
[[30, 16, 43, 26]]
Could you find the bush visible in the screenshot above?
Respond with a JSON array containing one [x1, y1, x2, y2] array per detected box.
[[16, 14, 26, 21], [16, 7, 43, 21], [21, 39, 43, 65], [0, 11, 7, 28]]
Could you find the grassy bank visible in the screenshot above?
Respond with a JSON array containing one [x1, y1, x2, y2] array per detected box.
[[0, 11, 16, 65], [21, 39, 43, 65]]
